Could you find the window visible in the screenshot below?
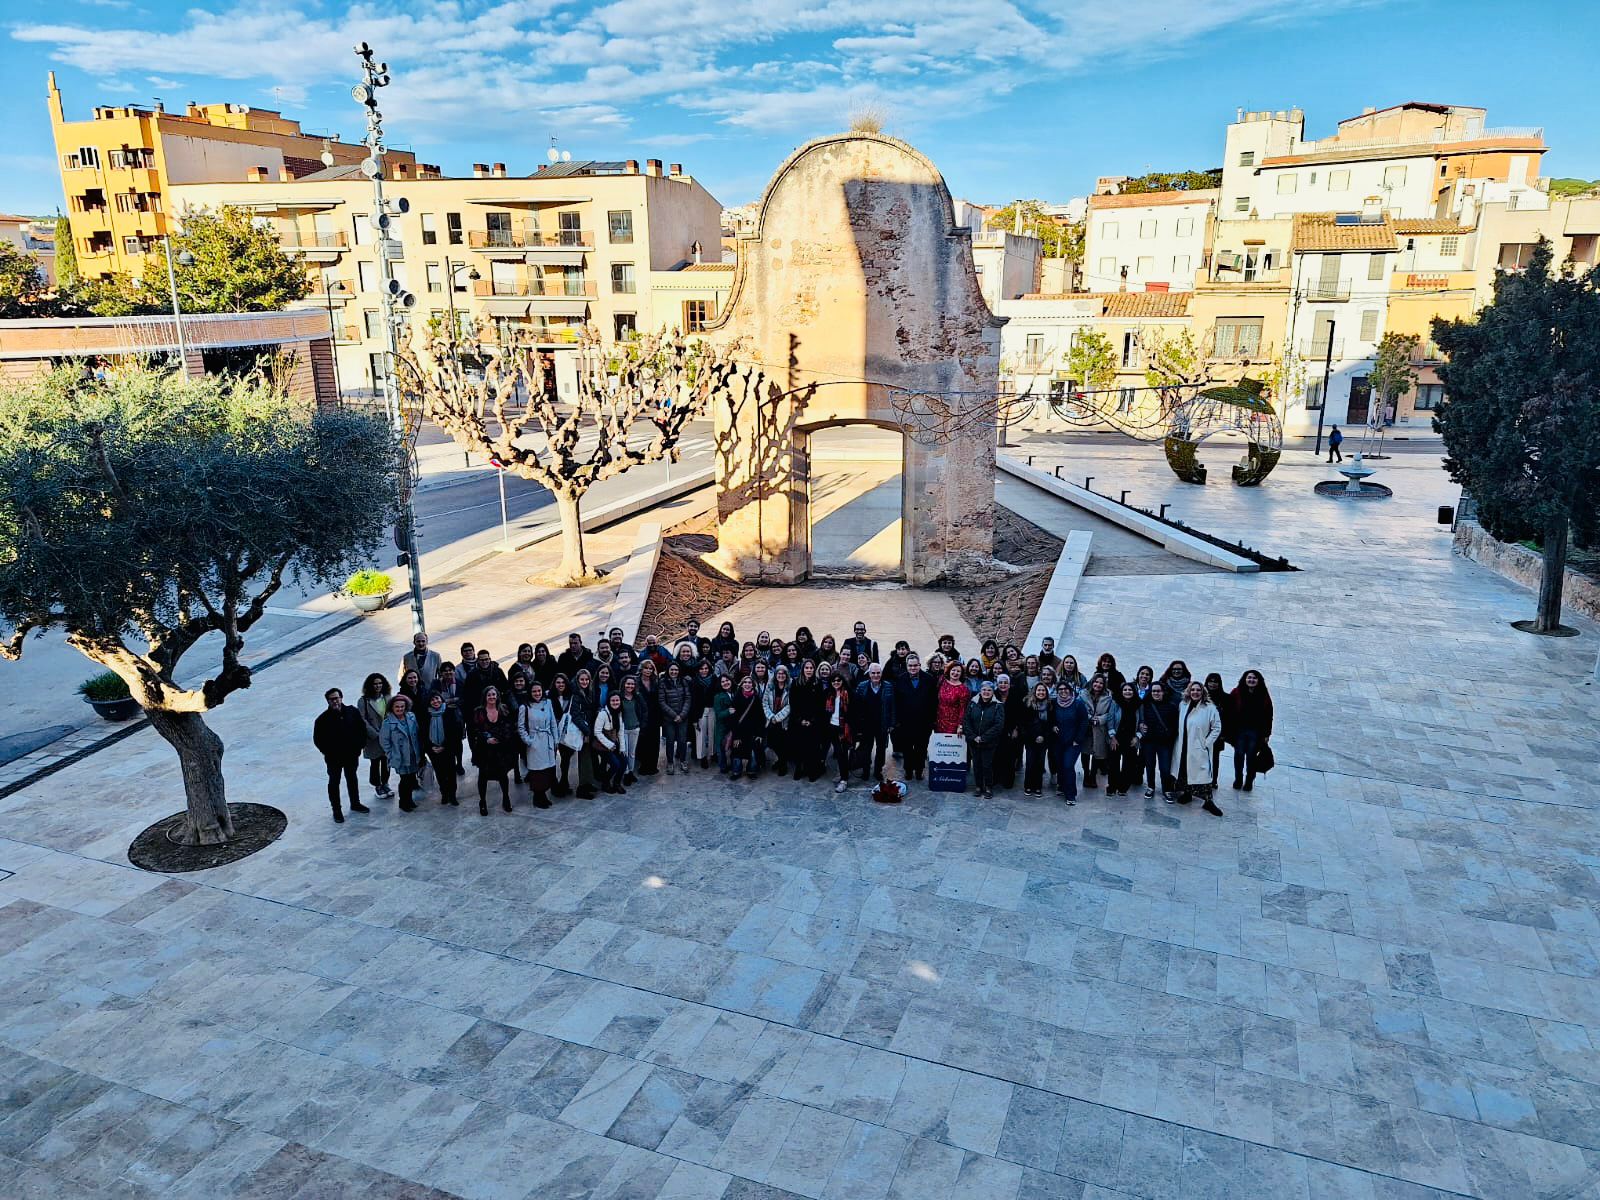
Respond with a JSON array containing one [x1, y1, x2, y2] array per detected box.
[[66, 145, 101, 169], [614, 312, 637, 340], [363, 309, 383, 339], [420, 214, 437, 245], [1305, 380, 1324, 410], [352, 213, 372, 246], [1382, 164, 1407, 189], [1234, 197, 1249, 213], [121, 235, 145, 256], [1135, 256, 1154, 274], [1176, 217, 1194, 237], [369, 352, 387, 386], [558, 211, 583, 246], [357, 260, 377, 292], [486, 211, 512, 245], [425, 262, 442, 293], [1024, 333, 1044, 364], [1440, 235, 1460, 256], [1359, 310, 1380, 341], [1276, 174, 1298, 194], [1328, 169, 1350, 192], [1097, 257, 1115, 277], [1368, 252, 1385, 280], [610, 262, 636, 294], [451, 263, 471, 294], [1172, 255, 1191, 277], [1571, 234, 1598, 266], [683, 299, 711, 332], [1414, 384, 1444, 411], [1101, 221, 1119, 240], [607, 210, 634, 244], [1048, 380, 1065, 401], [1121, 331, 1139, 368], [1139, 219, 1156, 239], [1508, 192, 1522, 211], [1498, 242, 1538, 270], [1238, 150, 1255, 167], [1117, 387, 1136, 413], [446, 212, 463, 245], [1213, 318, 1264, 358]]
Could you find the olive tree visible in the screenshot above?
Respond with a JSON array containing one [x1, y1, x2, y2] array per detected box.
[[401, 323, 734, 584], [0, 365, 398, 843]]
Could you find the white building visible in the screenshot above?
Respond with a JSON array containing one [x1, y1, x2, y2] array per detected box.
[[1220, 103, 1548, 225], [970, 230, 1041, 309], [1083, 189, 1215, 293]]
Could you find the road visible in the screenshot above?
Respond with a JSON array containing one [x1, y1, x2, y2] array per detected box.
[[0, 420, 714, 764]]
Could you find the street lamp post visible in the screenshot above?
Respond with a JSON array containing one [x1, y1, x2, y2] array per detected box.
[[1313, 320, 1336, 458], [352, 41, 426, 636], [162, 236, 195, 369]]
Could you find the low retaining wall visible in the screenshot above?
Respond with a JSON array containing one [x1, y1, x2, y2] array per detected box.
[[998, 456, 1259, 573], [1023, 531, 1092, 654], [1453, 521, 1600, 622], [606, 523, 664, 645]]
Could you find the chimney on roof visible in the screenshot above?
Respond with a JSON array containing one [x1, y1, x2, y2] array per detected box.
[[187, 101, 199, 116], [472, 163, 488, 178], [668, 163, 682, 177], [247, 165, 269, 183], [646, 158, 662, 177], [625, 159, 639, 174], [1235, 107, 1244, 122], [394, 162, 409, 179], [278, 166, 294, 182], [491, 162, 506, 178], [1362, 105, 1376, 115], [1118, 265, 1128, 293], [692, 240, 703, 265]]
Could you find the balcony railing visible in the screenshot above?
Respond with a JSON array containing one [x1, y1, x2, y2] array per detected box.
[[1300, 337, 1346, 359], [468, 227, 593, 250], [1305, 284, 1351, 302], [473, 278, 596, 298], [281, 232, 349, 250]]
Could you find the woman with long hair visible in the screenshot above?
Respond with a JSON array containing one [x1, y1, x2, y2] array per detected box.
[[1081, 674, 1118, 790], [1057, 655, 1091, 694], [592, 691, 630, 794], [1133, 664, 1155, 699], [659, 660, 694, 775], [1022, 681, 1053, 797], [1229, 669, 1274, 792], [1095, 653, 1126, 698], [1110, 681, 1141, 796], [1204, 672, 1233, 788], [816, 634, 838, 664], [824, 671, 853, 793], [711, 672, 737, 773], [964, 658, 987, 695], [935, 662, 968, 735], [1176, 680, 1224, 815], [790, 657, 826, 781], [710, 621, 739, 661], [634, 658, 662, 776], [516, 680, 558, 808], [763, 664, 793, 776], [568, 668, 599, 800], [470, 685, 519, 815], [1138, 680, 1178, 799], [358, 672, 393, 799], [729, 676, 766, 780], [506, 671, 532, 785], [1159, 659, 1193, 698], [691, 657, 719, 769], [793, 626, 818, 660]]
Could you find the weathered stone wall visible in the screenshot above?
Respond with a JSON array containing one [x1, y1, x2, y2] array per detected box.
[[1453, 520, 1600, 621], [708, 133, 1003, 585]]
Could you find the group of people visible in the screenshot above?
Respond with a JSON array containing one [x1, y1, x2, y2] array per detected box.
[[312, 621, 1275, 822]]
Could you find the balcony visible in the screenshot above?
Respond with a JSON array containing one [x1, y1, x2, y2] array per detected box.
[[1305, 284, 1351, 302], [280, 231, 349, 263], [1208, 339, 1275, 362], [1300, 337, 1346, 359], [473, 277, 596, 299], [468, 226, 592, 266]]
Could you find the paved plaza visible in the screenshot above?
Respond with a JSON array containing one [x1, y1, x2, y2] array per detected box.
[[3, 440, 1600, 1198]]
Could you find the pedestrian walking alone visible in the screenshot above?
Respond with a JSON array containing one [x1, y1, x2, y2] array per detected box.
[[1328, 424, 1344, 463]]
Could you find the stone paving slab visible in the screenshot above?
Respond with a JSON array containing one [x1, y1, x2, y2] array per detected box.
[[0, 442, 1598, 1197]]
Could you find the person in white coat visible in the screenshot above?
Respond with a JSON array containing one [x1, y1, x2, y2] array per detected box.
[[516, 680, 559, 809], [1176, 680, 1224, 816]]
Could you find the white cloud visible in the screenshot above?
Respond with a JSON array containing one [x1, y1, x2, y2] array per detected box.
[[13, 0, 1365, 146]]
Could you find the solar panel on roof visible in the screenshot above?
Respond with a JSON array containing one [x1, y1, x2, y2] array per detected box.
[[1334, 214, 1360, 225]]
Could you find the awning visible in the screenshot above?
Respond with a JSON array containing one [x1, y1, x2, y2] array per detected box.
[[466, 196, 591, 205], [481, 299, 531, 317], [526, 298, 590, 317]]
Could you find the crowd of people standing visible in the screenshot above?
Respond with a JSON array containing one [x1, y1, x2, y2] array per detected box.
[[312, 620, 1275, 823]]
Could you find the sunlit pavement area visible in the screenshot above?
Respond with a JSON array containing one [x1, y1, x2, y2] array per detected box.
[[2, 437, 1600, 1198]]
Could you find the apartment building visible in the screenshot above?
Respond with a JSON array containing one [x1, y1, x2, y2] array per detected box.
[[169, 157, 722, 397], [995, 290, 1191, 429], [47, 72, 399, 282], [970, 230, 1042, 309], [1083, 190, 1216, 293], [0, 215, 55, 287], [1220, 102, 1547, 224]]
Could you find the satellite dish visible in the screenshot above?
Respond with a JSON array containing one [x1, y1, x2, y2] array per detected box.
[[359, 157, 381, 179], [546, 147, 559, 163], [561, 151, 571, 162], [320, 151, 335, 167]]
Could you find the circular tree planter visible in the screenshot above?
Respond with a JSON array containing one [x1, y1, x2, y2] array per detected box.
[[84, 695, 141, 722], [127, 803, 288, 873], [1510, 619, 1580, 637], [349, 591, 390, 614]]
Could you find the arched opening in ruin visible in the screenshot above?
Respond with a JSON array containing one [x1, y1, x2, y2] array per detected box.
[[803, 422, 906, 581]]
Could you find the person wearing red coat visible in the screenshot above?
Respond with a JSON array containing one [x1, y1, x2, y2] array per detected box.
[[934, 663, 969, 735]]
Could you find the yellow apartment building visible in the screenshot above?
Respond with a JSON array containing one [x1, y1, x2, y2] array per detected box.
[[47, 72, 409, 282], [168, 157, 723, 398]]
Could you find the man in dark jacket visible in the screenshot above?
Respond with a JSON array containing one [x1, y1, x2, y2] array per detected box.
[[963, 679, 1006, 798], [893, 653, 936, 780], [1049, 682, 1091, 804], [852, 663, 895, 782], [557, 632, 596, 679], [461, 649, 509, 714], [843, 622, 879, 668], [313, 687, 370, 822]]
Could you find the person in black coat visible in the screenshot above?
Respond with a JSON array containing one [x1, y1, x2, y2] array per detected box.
[[1229, 669, 1274, 792], [461, 649, 509, 715], [420, 690, 465, 806], [843, 622, 879, 669], [851, 664, 895, 781], [313, 687, 369, 821], [789, 658, 828, 781], [892, 654, 936, 780], [556, 632, 596, 679], [1138, 681, 1180, 798]]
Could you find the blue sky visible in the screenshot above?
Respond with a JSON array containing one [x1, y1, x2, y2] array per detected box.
[[3, 0, 1595, 217]]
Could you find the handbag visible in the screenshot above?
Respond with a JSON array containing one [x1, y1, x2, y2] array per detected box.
[[557, 713, 586, 752], [1252, 741, 1275, 775]]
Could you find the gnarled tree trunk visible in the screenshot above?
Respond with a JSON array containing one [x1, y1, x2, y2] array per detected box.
[[144, 709, 234, 844], [1535, 520, 1569, 633], [553, 488, 593, 584]]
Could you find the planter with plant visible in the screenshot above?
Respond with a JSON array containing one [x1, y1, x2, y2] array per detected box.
[[344, 569, 394, 613], [79, 670, 141, 721]]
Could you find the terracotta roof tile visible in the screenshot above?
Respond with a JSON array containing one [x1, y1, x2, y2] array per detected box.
[[1393, 219, 1471, 235], [1088, 189, 1219, 211], [1016, 291, 1190, 317], [1292, 212, 1397, 252], [679, 262, 733, 271]]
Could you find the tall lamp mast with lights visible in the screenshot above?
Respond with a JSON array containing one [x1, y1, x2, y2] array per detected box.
[[351, 42, 426, 635]]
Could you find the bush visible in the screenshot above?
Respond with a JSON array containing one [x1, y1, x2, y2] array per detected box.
[[78, 670, 131, 701], [344, 569, 394, 596]]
